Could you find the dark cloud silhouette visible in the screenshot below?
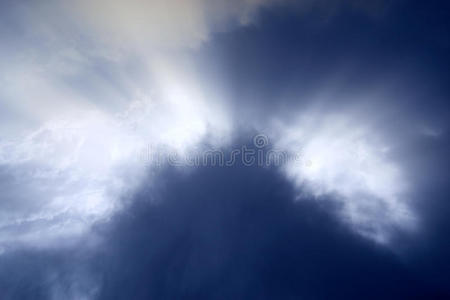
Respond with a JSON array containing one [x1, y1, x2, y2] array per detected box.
[[88, 153, 448, 299], [1, 137, 449, 299]]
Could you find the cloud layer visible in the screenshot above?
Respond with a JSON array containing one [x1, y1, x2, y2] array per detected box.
[[0, 0, 445, 253]]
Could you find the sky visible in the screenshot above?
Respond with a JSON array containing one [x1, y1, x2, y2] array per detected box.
[[0, 0, 449, 299]]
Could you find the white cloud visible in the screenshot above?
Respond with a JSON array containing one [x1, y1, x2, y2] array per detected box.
[[269, 109, 416, 243], [0, 86, 230, 249], [0, 0, 255, 249]]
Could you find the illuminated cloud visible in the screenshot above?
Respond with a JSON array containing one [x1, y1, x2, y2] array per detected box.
[[269, 108, 416, 243], [0, 79, 232, 248], [0, 0, 253, 249]]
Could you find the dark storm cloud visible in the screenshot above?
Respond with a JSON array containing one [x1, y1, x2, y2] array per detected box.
[[0, 245, 100, 299], [2, 153, 449, 299], [200, 1, 449, 121], [84, 157, 449, 298]]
